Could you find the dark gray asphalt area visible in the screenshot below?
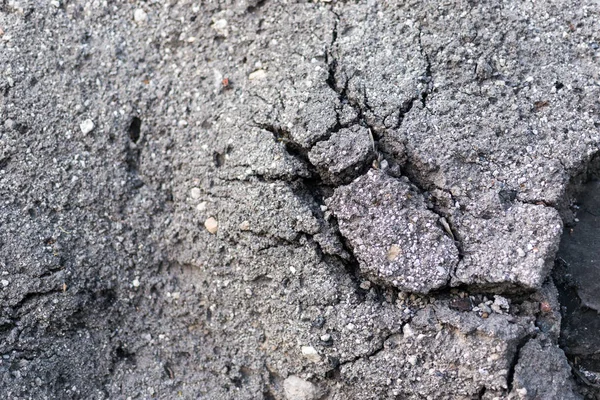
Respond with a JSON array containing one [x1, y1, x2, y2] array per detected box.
[[1, 1, 600, 399]]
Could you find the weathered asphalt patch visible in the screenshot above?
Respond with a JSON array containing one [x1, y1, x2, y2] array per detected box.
[[1, 0, 599, 398]]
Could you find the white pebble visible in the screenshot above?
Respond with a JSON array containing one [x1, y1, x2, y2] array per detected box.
[[133, 8, 147, 24], [190, 187, 201, 199], [249, 69, 267, 81], [212, 19, 228, 37], [132, 278, 140, 288], [492, 295, 510, 314], [79, 119, 95, 134], [1, 280, 8, 287], [301, 346, 321, 363], [283, 376, 320, 400], [205, 217, 218, 234], [402, 323, 415, 338], [4, 119, 15, 130], [196, 201, 207, 212]]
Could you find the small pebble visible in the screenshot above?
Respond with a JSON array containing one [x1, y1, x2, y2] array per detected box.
[[133, 8, 147, 24], [50, 0, 60, 7], [204, 217, 218, 234], [492, 295, 510, 314], [196, 201, 207, 212], [402, 324, 414, 338], [132, 278, 140, 288], [249, 69, 267, 80], [478, 303, 492, 314], [239, 220, 250, 231], [359, 280, 371, 290], [212, 19, 228, 36], [79, 119, 95, 134], [1, 280, 8, 287], [283, 376, 319, 400], [320, 334, 331, 342], [387, 244, 401, 261], [301, 346, 321, 363], [190, 187, 201, 199], [4, 119, 15, 130], [177, 120, 188, 128], [540, 301, 552, 313]]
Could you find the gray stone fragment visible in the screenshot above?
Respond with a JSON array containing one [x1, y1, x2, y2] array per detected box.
[[328, 170, 459, 293], [308, 125, 375, 184], [510, 339, 582, 400], [451, 201, 563, 290]]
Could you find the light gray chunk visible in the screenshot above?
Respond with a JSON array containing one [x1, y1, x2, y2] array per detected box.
[[510, 339, 582, 400], [308, 125, 375, 184], [328, 170, 459, 293]]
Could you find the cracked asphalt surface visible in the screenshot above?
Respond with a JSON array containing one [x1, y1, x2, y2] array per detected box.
[[1, 0, 600, 399]]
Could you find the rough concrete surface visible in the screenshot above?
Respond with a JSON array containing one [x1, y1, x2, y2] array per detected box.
[[1, 0, 599, 399]]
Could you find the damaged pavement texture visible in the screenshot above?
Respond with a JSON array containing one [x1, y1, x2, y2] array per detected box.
[[1, 0, 599, 399]]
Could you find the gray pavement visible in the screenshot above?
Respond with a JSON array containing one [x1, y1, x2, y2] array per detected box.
[[1, 0, 599, 398]]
